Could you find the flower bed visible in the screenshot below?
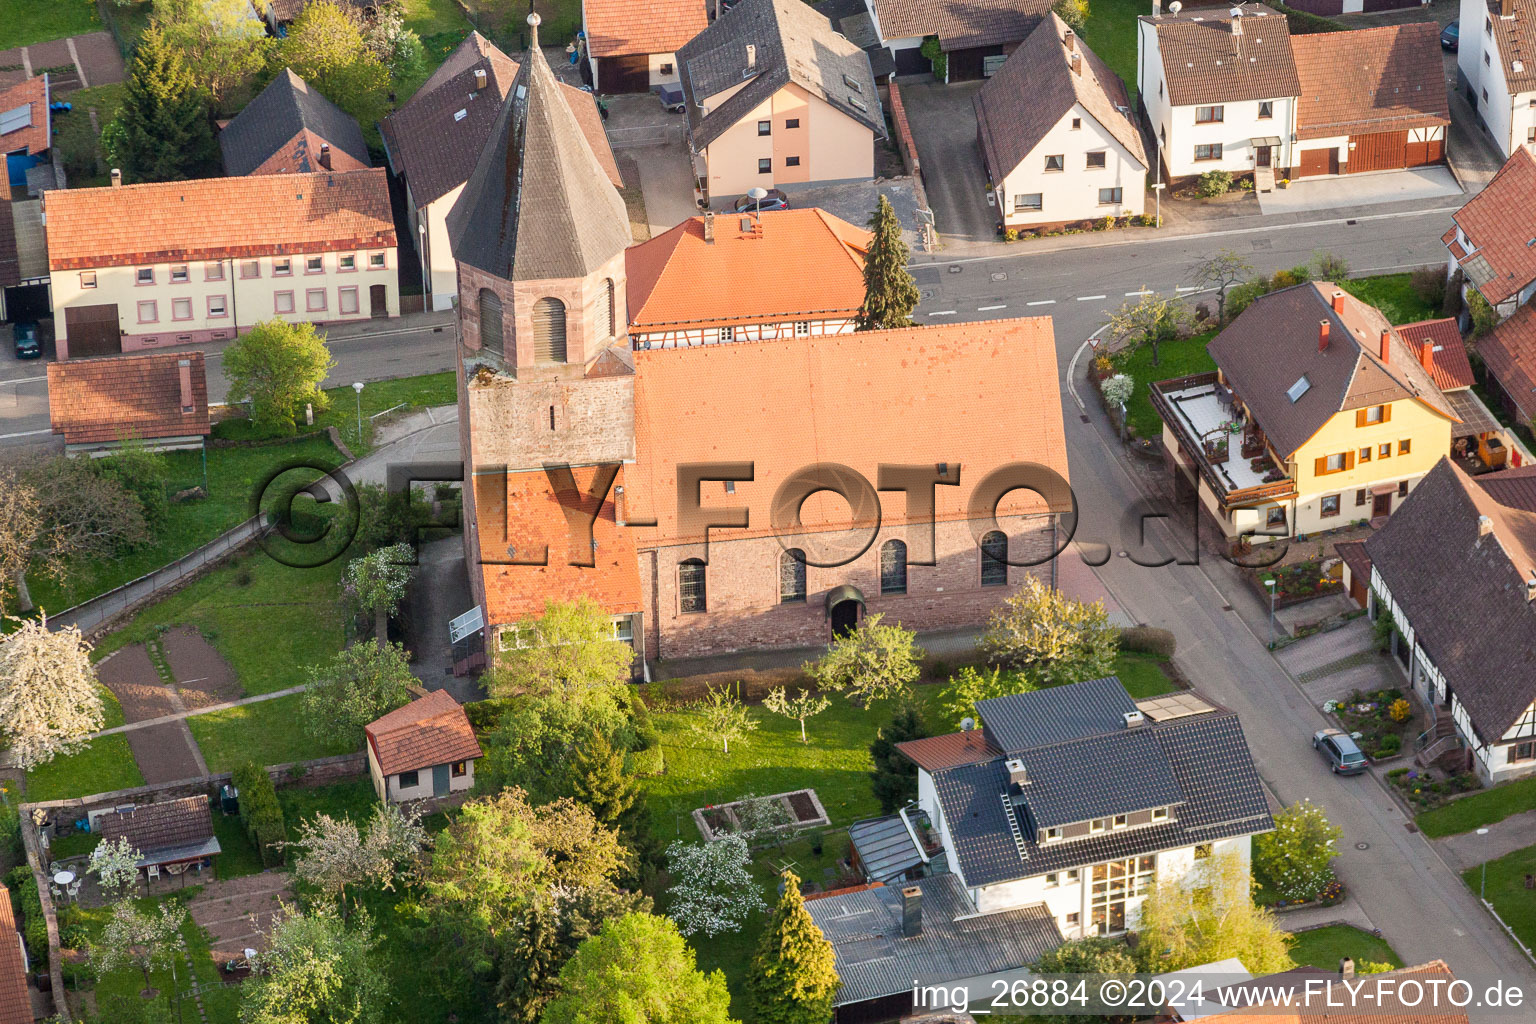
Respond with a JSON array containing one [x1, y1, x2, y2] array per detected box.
[[1322, 687, 1417, 760], [1255, 560, 1345, 607], [1253, 866, 1345, 910], [1386, 766, 1483, 812]]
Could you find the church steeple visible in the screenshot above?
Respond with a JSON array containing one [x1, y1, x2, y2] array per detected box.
[[447, 11, 632, 283]]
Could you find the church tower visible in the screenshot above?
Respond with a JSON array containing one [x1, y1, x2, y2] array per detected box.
[[451, 12, 641, 648]]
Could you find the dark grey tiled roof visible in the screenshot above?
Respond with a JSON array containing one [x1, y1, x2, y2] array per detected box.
[[677, 0, 884, 150], [849, 813, 926, 883], [1142, 3, 1299, 107], [219, 69, 369, 177], [1365, 458, 1536, 744], [978, 675, 1136, 752], [446, 30, 632, 281], [806, 873, 1063, 1006], [931, 689, 1272, 888], [1015, 728, 1185, 830]]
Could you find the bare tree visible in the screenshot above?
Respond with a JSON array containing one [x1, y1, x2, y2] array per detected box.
[[0, 466, 40, 613], [0, 614, 106, 768], [1188, 249, 1253, 325], [1102, 290, 1193, 368]]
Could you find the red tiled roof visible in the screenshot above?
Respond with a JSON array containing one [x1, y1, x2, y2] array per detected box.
[[0, 74, 50, 158], [365, 689, 483, 776], [48, 351, 211, 445], [897, 730, 1000, 771], [0, 884, 29, 1024], [476, 465, 644, 625], [1291, 23, 1449, 140], [585, 0, 707, 57], [1478, 301, 1536, 418], [1397, 318, 1474, 391], [95, 796, 214, 854], [629, 318, 1071, 544], [1451, 147, 1536, 307], [625, 209, 868, 332], [44, 168, 396, 271]]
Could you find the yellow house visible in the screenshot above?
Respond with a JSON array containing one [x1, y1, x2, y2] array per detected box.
[[1152, 282, 1458, 540], [676, 0, 884, 206]]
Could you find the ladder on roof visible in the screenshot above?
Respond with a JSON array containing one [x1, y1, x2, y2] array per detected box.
[[1000, 794, 1028, 862]]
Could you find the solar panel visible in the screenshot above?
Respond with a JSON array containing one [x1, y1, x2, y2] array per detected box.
[[1137, 693, 1217, 721], [0, 103, 31, 136]]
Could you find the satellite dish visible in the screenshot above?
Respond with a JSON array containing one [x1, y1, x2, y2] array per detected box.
[[1169, 1, 1182, 13], [960, 717, 976, 732]]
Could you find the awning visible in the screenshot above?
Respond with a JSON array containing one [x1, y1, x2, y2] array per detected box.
[[825, 584, 865, 612], [1445, 387, 1501, 437], [1250, 136, 1282, 148], [1370, 482, 1398, 495]]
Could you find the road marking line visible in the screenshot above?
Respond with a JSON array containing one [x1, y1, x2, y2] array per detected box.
[[1176, 286, 1203, 293], [0, 428, 50, 440], [1026, 299, 1056, 306], [0, 375, 47, 386], [1125, 290, 1153, 296], [1077, 295, 1107, 301], [977, 304, 1007, 311], [925, 310, 957, 316]]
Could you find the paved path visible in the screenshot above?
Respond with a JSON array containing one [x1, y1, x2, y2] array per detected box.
[[1434, 809, 1536, 873], [1276, 619, 1406, 709], [0, 31, 123, 94], [86, 684, 310, 740]]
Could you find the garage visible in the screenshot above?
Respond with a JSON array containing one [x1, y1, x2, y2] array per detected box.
[[1348, 130, 1408, 173], [1296, 148, 1339, 177], [62, 304, 121, 360], [597, 54, 651, 94], [946, 44, 1013, 82]]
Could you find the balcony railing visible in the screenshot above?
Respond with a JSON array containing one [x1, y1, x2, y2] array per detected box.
[[1150, 376, 1297, 509]]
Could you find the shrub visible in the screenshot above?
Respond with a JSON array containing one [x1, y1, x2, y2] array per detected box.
[[1312, 250, 1350, 281], [1226, 277, 1273, 319], [919, 36, 946, 80], [1272, 2, 1347, 34], [1003, 228, 1018, 242], [233, 761, 287, 868], [1118, 625, 1176, 658], [463, 697, 514, 732], [1411, 265, 1447, 308], [625, 745, 666, 777], [1378, 734, 1402, 756], [1270, 269, 1306, 289], [5, 867, 46, 959], [1468, 288, 1499, 338], [1373, 610, 1396, 653], [1197, 171, 1233, 197], [0, 801, 20, 867], [1442, 268, 1465, 319], [1388, 698, 1412, 723]]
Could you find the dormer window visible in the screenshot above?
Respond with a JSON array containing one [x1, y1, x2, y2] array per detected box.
[[1152, 807, 1169, 821], [1045, 827, 1062, 841], [1112, 814, 1128, 829], [1090, 818, 1107, 833]]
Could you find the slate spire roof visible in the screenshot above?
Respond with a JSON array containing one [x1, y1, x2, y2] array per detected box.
[[446, 13, 631, 282]]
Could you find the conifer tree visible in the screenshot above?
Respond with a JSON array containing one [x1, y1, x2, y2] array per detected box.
[[747, 872, 840, 1024], [117, 26, 214, 182], [869, 700, 929, 812], [564, 727, 639, 830], [856, 195, 920, 330]]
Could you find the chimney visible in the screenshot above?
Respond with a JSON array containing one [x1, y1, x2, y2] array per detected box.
[[1340, 957, 1355, 978], [614, 484, 626, 526], [1006, 757, 1030, 787], [1379, 329, 1392, 364], [1123, 710, 1146, 729], [474, 67, 488, 92], [1331, 291, 1346, 313], [1526, 575, 1536, 602], [745, 43, 757, 72], [901, 886, 923, 938], [1231, 10, 1243, 36], [1064, 29, 1076, 50], [177, 358, 194, 413], [1419, 340, 1434, 375], [1479, 514, 1495, 537], [318, 143, 331, 170], [1070, 51, 1081, 75], [1318, 319, 1330, 352], [110, 168, 122, 187], [1153, 0, 1162, 17], [1503, 0, 1514, 16], [702, 210, 715, 244]]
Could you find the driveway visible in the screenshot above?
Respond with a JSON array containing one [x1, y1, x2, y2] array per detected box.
[[1256, 166, 1462, 215], [896, 80, 996, 244]]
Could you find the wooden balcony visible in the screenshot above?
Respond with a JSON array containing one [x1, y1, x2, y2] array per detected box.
[[1151, 376, 1297, 509]]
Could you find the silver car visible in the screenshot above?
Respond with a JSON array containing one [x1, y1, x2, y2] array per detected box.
[[1313, 728, 1369, 775]]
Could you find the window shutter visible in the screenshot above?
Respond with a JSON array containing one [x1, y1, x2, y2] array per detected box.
[[1355, 409, 1368, 428], [1315, 456, 1328, 476], [532, 298, 567, 362], [1382, 404, 1392, 423], [1344, 451, 1356, 470]]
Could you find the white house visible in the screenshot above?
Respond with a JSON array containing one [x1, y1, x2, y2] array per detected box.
[[976, 15, 1146, 231], [1138, 3, 1299, 184], [581, 0, 705, 93], [1457, 0, 1536, 158], [897, 677, 1272, 939], [364, 690, 483, 804]]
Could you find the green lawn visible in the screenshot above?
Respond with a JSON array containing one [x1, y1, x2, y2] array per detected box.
[[24, 735, 143, 802], [214, 371, 456, 456], [1081, 0, 1141, 105], [212, 812, 268, 879], [1115, 331, 1218, 440], [1338, 273, 1439, 327], [24, 434, 344, 615], [0, 0, 99, 49], [276, 778, 379, 838], [1113, 651, 1178, 698], [1416, 776, 1536, 838], [1287, 924, 1404, 971], [190, 693, 358, 773], [52, 83, 126, 188], [1462, 844, 1536, 952]]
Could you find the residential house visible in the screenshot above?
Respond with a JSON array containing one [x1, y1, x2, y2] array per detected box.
[[43, 168, 398, 359], [48, 351, 211, 455], [974, 16, 1146, 231], [364, 690, 483, 803], [676, 0, 885, 205], [625, 207, 869, 348], [0, 884, 28, 1024], [94, 796, 223, 883], [1, 74, 50, 190], [1365, 458, 1536, 783], [901, 677, 1272, 935], [1138, 4, 1299, 184], [1151, 283, 1459, 540], [451, 18, 1072, 668], [1444, 147, 1536, 321], [1475, 304, 1536, 427], [1395, 316, 1515, 470], [864, 0, 1051, 80], [218, 69, 371, 177], [582, 0, 706, 93], [804, 874, 1064, 1022], [1455, 0, 1536, 157], [380, 31, 621, 312]]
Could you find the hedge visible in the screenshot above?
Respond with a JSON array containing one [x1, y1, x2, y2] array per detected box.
[[1119, 626, 1177, 658], [1271, 2, 1345, 34], [5, 865, 46, 961], [233, 761, 287, 868]]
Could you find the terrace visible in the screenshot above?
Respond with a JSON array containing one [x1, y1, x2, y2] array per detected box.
[[1150, 372, 1298, 508]]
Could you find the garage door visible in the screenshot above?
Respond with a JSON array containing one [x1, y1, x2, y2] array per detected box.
[[1405, 137, 1445, 167], [1349, 131, 1408, 173], [598, 55, 650, 94], [63, 304, 121, 359], [1296, 149, 1338, 177]]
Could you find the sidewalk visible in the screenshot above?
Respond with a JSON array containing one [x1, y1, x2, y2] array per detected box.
[[1432, 809, 1536, 873], [322, 306, 458, 343]]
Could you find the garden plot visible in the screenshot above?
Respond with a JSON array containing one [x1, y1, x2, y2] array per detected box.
[[692, 789, 829, 841], [160, 626, 243, 710]]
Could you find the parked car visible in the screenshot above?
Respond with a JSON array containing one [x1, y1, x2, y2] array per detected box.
[[1441, 20, 1459, 51], [733, 189, 789, 213], [11, 320, 41, 360], [1313, 728, 1369, 775]]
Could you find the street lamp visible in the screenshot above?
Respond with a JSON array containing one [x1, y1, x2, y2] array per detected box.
[[746, 185, 768, 217], [1265, 577, 1277, 649], [1151, 182, 1166, 230], [1477, 828, 1491, 901], [352, 381, 365, 442]]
